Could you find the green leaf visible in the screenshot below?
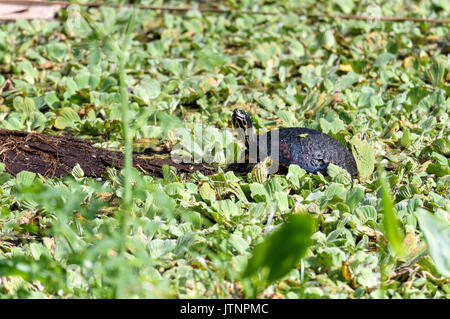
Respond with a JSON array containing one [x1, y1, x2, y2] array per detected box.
[[183, 19, 203, 33], [374, 53, 395, 68], [319, 118, 346, 134], [286, 165, 306, 189], [23, 97, 36, 115], [327, 163, 352, 184], [174, 232, 197, 255], [273, 191, 289, 212], [46, 42, 67, 62], [148, 239, 176, 259], [432, 137, 450, 156], [379, 166, 405, 257], [400, 127, 412, 148], [75, 71, 100, 90], [432, 0, 449, 10], [426, 152, 450, 177], [229, 234, 250, 254], [249, 183, 270, 202], [29, 243, 46, 260], [88, 45, 101, 66], [345, 186, 365, 211], [54, 107, 80, 129], [134, 78, 161, 104], [17, 60, 36, 84], [416, 209, 450, 277], [195, 50, 229, 72], [199, 182, 216, 202], [428, 57, 446, 87], [15, 171, 36, 187], [334, 0, 355, 14], [357, 206, 378, 224], [161, 165, 178, 182], [335, 73, 358, 91], [350, 135, 375, 181], [243, 214, 315, 283], [71, 163, 85, 179], [321, 30, 336, 48], [212, 199, 239, 219]]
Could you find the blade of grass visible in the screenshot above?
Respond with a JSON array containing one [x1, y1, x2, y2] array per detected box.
[[83, 7, 138, 297], [378, 165, 405, 257], [116, 10, 137, 298]]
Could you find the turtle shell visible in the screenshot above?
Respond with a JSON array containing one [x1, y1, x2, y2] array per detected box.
[[256, 127, 358, 177]]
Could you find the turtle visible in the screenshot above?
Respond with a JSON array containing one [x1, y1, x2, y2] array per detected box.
[[231, 109, 358, 178]]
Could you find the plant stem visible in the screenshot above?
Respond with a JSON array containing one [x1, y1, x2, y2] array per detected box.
[[118, 53, 132, 255], [115, 10, 136, 298]]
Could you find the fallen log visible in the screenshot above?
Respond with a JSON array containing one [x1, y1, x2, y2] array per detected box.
[[0, 129, 214, 178]]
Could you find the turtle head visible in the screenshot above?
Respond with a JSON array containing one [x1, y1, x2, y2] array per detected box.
[[232, 109, 255, 163], [232, 109, 253, 132]]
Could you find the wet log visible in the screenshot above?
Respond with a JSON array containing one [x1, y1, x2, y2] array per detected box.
[[0, 129, 214, 178]]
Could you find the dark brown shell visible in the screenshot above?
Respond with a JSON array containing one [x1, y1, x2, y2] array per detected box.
[[256, 127, 358, 177]]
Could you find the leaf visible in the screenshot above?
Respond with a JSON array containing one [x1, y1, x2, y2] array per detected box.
[[30, 243, 46, 260], [335, 73, 358, 91], [71, 163, 85, 179], [17, 60, 35, 84], [199, 182, 216, 202], [134, 78, 161, 103], [428, 57, 446, 87], [148, 239, 176, 259], [161, 165, 178, 182], [249, 183, 270, 202], [251, 157, 272, 184], [345, 186, 365, 211], [334, 0, 355, 14], [243, 214, 315, 283], [378, 166, 405, 257], [374, 53, 395, 68], [212, 199, 239, 219], [183, 19, 203, 33], [88, 45, 101, 66], [46, 42, 67, 62], [174, 232, 197, 255], [15, 171, 36, 187], [426, 153, 450, 177], [350, 135, 375, 181], [432, 0, 449, 10], [432, 137, 450, 156], [327, 163, 352, 184], [416, 209, 450, 277], [321, 30, 336, 48], [23, 98, 36, 115], [54, 107, 80, 129], [229, 234, 250, 254], [400, 127, 412, 148], [286, 164, 306, 189], [319, 118, 346, 134], [44, 92, 60, 108], [75, 72, 100, 90], [195, 50, 229, 72], [273, 191, 289, 212]]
